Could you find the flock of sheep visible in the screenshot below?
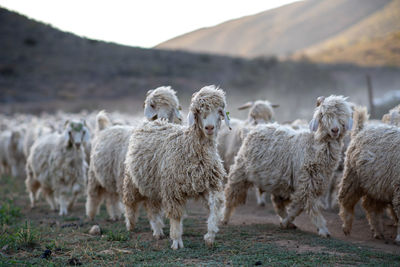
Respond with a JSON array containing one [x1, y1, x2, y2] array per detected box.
[[1, 85, 400, 250]]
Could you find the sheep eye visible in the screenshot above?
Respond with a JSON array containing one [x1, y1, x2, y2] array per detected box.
[[150, 104, 155, 109]]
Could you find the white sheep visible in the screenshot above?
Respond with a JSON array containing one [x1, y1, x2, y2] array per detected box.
[[25, 120, 90, 215], [86, 86, 183, 221], [339, 107, 400, 242], [223, 95, 353, 238], [217, 100, 278, 206], [123, 85, 229, 249], [0, 127, 26, 178]]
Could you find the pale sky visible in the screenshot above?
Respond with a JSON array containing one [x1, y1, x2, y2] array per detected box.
[[0, 0, 299, 48]]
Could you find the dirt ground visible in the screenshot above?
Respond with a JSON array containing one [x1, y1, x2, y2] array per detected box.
[[187, 188, 400, 254]]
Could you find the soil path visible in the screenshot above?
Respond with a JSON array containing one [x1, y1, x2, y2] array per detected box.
[[187, 188, 400, 254]]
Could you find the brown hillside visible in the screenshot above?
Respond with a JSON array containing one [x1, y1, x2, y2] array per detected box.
[[156, 0, 400, 67], [156, 0, 391, 57], [305, 31, 400, 67]]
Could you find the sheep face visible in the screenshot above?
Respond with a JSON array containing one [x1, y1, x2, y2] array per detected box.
[[189, 108, 230, 140], [309, 95, 352, 140], [144, 86, 182, 124], [64, 120, 90, 149], [145, 102, 182, 124]]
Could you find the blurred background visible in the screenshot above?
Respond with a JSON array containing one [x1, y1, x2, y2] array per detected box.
[[0, 0, 399, 121]]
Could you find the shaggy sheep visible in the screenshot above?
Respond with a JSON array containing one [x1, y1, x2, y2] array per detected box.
[[86, 86, 182, 221], [123, 85, 229, 249], [0, 128, 26, 178], [223, 95, 353, 237], [217, 100, 278, 206], [382, 104, 400, 126], [25, 120, 90, 215], [23, 120, 53, 159], [339, 107, 400, 242]]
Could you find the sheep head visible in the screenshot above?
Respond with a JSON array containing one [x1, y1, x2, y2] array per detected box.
[[238, 100, 278, 125], [64, 120, 90, 149], [187, 85, 230, 140], [144, 86, 182, 124], [309, 95, 352, 140]]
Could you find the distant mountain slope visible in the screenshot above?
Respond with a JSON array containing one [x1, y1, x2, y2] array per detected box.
[[305, 31, 400, 67], [156, 0, 400, 66]]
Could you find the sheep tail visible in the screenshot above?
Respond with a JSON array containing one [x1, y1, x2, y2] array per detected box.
[[351, 106, 368, 138], [96, 110, 111, 132]]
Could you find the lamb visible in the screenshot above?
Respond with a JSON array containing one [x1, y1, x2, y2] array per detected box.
[[86, 86, 183, 221], [25, 120, 90, 215], [217, 100, 278, 206], [223, 95, 353, 237], [122, 85, 229, 249], [338, 107, 400, 242]]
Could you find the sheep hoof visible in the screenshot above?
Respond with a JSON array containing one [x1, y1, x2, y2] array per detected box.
[[221, 219, 228, 225], [126, 221, 135, 232], [280, 221, 294, 229], [318, 228, 330, 238], [373, 233, 384, 240], [204, 233, 215, 247], [171, 239, 184, 250], [342, 226, 351, 236], [257, 202, 266, 207], [154, 233, 165, 240]]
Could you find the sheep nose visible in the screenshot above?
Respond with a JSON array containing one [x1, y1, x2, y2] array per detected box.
[[331, 127, 339, 134], [75, 143, 81, 148], [205, 125, 214, 131]]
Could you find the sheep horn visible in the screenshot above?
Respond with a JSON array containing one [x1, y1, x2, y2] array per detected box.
[[316, 96, 325, 107], [238, 101, 254, 110]]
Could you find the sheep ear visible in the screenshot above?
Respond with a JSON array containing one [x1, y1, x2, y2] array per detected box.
[[391, 111, 399, 124], [316, 96, 325, 107], [346, 117, 353, 131], [309, 118, 319, 131], [83, 126, 91, 143], [238, 101, 253, 110], [187, 111, 195, 127], [271, 104, 280, 108], [174, 108, 182, 122], [144, 104, 157, 120], [146, 89, 154, 97], [64, 128, 70, 143], [223, 110, 232, 130], [64, 120, 70, 128]]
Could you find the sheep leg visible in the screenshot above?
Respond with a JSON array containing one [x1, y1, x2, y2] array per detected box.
[[338, 169, 362, 236], [58, 194, 68, 216], [105, 192, 122, 221], [223, 179, 251, 225], [392, 190, 400, 244], [170, 217, 184, 250], [204, 190, 225, 247], [281, 200, 303, 230], [361, 196, 385, 239], [271, 194, 296, 229], [122, 176, 143, 231], [42, 188, 57, 211], [144, 201, 165, 240], [25, 176, 40, 208], [255, 186, 267, 207], [386, 204, 398, 226], [308, 201, 330, 237]]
